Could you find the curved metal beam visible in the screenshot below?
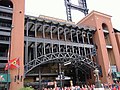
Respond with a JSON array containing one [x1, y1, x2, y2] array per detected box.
[[25, 52, 98, 75]]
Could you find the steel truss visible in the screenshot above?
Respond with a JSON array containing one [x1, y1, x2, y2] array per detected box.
[[24, 15, 98, 75]]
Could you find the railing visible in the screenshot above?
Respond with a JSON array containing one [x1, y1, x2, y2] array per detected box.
[[0, 70, 7, 73], [0, 63, 6, 68], [0, 12, 12, 18], [103, 29, 109, 33], [106, 44, 112, 49], [0, 23, 11, 28], [0, 36, 9, 41], [0, 5, 13, 13], [0, 52, 8, 57]]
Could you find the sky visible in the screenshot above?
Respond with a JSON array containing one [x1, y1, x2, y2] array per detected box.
[[25, 0, 120, 30]]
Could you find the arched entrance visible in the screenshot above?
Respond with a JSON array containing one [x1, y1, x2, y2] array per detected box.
[[24, 52, 99, 89]]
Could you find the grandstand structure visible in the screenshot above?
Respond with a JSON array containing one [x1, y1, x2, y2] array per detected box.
[[0, 0, 120, 90]]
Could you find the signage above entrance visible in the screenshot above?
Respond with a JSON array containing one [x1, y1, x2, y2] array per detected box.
[[56, 75, 71, 80]]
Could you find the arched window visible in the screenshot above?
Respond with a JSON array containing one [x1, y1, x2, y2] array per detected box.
[[102, 23, 111, 45], [0, 0, 13, 8], [102, 23, 108, 31], [0, 0, 13, 29], [102, 23, 116, 67]]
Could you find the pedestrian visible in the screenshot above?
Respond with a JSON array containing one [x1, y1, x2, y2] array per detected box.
[[112, 86, 117, 90], [118, 85, 120, 90]]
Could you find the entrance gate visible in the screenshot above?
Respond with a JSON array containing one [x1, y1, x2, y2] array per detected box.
[[24, 15, 99, 89]]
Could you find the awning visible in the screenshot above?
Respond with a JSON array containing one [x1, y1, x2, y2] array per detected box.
[[116, 72, 120, 78], [0, 73, 11, 82]]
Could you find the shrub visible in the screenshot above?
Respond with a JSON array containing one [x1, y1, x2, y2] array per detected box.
[[20, 86, 34, 90]]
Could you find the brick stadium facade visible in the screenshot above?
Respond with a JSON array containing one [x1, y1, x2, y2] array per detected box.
[[0, 0, 120, 90]]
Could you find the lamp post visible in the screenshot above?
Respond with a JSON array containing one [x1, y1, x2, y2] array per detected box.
[[93, 68, 102, 88], [59, 63, 62, 90]]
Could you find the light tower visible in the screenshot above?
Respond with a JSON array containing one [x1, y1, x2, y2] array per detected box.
[[64, 0, 88, 21]]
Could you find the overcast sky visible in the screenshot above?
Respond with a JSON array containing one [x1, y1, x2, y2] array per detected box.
[[25, 0, 120, 30]]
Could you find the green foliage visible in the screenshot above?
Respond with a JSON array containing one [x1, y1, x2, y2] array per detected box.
[[20, 86, 34, 90]]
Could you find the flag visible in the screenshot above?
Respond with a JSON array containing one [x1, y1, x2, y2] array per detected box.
[[5, 58, 20, 70]]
